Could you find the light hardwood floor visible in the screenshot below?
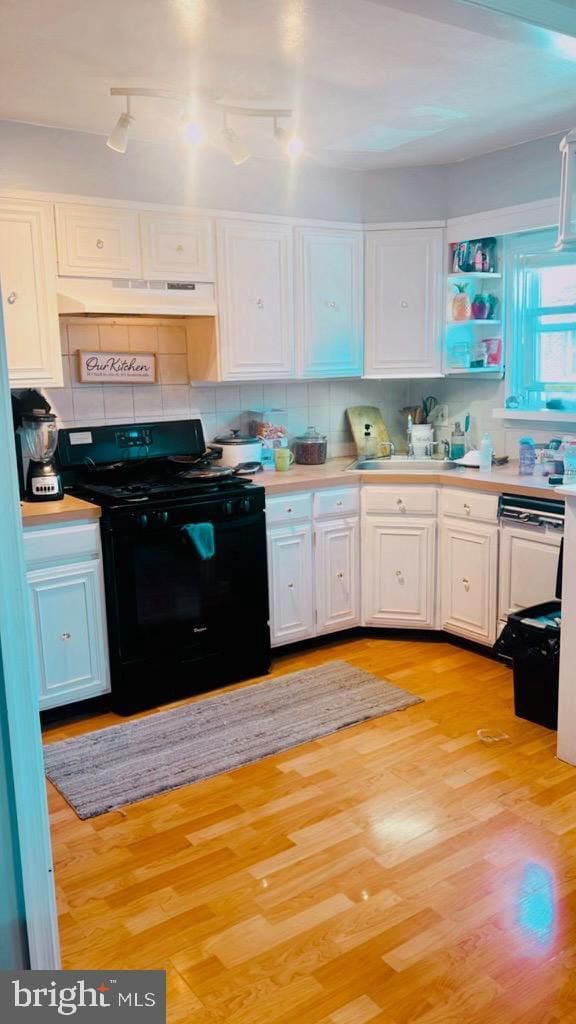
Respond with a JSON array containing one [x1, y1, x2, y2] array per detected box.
[[45, 637, 576, 1023]]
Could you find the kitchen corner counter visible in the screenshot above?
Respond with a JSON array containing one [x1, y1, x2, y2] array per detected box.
[[21, 494, 101, 526], [259, 458, 563, 499]]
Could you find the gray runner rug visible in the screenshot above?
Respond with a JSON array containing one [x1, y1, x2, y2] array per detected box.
[[44, 660, 422, 819]]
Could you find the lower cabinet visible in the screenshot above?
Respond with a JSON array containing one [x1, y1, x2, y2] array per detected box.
[[24, 522, 110, 709], [498, 523, 562, 624], [315, 518, 360, 634], [267, 523, 315, 646], [441, 518, 499, 645], [362, 517, 436, 628]]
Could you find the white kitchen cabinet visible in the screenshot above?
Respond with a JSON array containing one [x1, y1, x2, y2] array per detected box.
[[362, 517, 436, 628], [0, 199, 62, 387], [441, 519, 499, 645], [55, 203, 141, 278], [24, 522, 110, 709], [139, 212, 214, 281], [499, 523, 562, 622], [315, 517, 360, 634], [267, 523, 314, 646], [364, 227, 444, 378], [295, 226, 363, 378], [216, 219, 294, 380]]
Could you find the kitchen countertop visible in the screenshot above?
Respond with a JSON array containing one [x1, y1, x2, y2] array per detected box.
[[260, 458, 564, 499], [21, 494, 101, 526]]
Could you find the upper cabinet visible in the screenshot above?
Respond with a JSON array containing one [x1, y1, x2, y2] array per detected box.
[[364, 227, 444, 378], [295, 226, 363, 378], [55, 203, 141, 278], [215, 219, 294, 380], [0, 199, 62, 387], [140, 213, 214, 281]]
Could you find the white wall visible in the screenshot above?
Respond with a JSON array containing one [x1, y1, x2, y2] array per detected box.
[[0, 120, 365, 223]]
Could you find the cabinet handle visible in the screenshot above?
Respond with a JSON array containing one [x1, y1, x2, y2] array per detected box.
[[288, 582, 294, 589], [176, 244, 184, 253], [396, 499, 406, 512], [336, 571, 344, 579], [96, 238, 104, 249], [463, 503, 471, 514], [462, 578, 470, 592], [256, 298, 264, 309], [60, 632, 72, 641], [6, 291, 17, 305]]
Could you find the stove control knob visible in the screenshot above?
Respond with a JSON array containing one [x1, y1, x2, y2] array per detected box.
[[223, 500, 234, 516], [157, 511, 169, 526], [240, 498, 251, 513], [138, 513, 149, 529]]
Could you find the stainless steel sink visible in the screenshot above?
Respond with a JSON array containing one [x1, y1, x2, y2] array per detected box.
[[347, 456, 456, 472]]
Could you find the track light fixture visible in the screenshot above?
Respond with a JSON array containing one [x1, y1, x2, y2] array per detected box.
[[106, 98, 133, 154], [221, 113, 251, 165]]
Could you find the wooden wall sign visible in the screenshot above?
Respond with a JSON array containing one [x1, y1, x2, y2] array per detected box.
[[77, 351, 156, 384]]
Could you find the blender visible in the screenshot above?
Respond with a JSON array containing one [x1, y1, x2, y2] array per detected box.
[[13, 390, 63, 501]]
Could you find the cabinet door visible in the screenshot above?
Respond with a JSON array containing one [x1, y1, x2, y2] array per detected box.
[[267, 524, 314, 646], [140, 212, 214, 281], [365, 228, 443, 378], [216, 219, 294, 379], [295, 227, 363, 378], [315, 518, 360, 634], [0, 199, 62, 387], [362, 516, 436, 627], [441, 519, 498, 644], [55, 203, 141, 278], [499, 524, 561, 621], [27, 560, 110, 709]]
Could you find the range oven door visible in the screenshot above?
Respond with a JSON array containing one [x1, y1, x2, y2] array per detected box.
[[104, 498, 269, 669]]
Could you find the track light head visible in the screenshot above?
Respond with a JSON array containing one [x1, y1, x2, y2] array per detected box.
[[106, 107, 133, 154], [221, 123, 251, 165], [273, 119, 303, 159]]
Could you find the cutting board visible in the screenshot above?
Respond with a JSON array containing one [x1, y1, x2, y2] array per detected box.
[[346, 406, 390, 454]]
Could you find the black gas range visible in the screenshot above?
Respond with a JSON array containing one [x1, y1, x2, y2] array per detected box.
[[57, 419, 271, 715]]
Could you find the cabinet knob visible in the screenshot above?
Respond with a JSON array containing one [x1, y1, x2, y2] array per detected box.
[[463, 503, 471, 514], [396, 499, 406, 512], [96, 238, 104, 249], [288, 582, 294, 589], [336, 500, 343, 507], [395, 569, 403, 577], [60, 632, 72, 641], [336, 571, 344, 579], [286, 507, 293, 513], [326, 300, 337, 309], [462, 578, 470, 591], [256, 297, 264, 309], [6, 291, 17, 305], [176, 244, 184, 253], [400, 300, 408, 309]]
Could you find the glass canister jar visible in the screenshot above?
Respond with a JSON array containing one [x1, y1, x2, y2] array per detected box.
[[292, 427, 328, 465]]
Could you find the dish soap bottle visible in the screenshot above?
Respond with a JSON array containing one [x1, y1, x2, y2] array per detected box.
[[479, 432, 493, 472], [450, 421, 466, 460]]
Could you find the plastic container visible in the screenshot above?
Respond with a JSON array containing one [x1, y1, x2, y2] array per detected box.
[[518, 437, 536, 476], [450, 422, 466, 460], [478, 432, 493, 472], [292, 427, 327, 465]]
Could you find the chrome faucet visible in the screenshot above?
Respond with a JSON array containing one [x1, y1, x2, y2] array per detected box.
[[379, 440, 396, 459]]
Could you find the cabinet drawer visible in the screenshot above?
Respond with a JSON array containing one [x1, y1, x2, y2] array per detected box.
[[266, 492, 312, 525], [23, 522, 101, 566], [55, 204, 141, 278], [314, 486, 359, 519], [441, 488, 498, 524], [362, 485, 437, 516], [140, 213, 214, 281]]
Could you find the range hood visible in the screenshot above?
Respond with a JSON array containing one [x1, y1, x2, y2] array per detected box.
[[57, 277, 217, 316]]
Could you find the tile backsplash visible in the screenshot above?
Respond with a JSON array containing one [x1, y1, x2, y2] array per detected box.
[[43, 317, 411, 458]]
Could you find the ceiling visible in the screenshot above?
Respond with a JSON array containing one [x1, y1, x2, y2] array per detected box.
[[1, 0, 576, 169]]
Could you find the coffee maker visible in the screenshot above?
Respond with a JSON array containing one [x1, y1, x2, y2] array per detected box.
[[12, 390, 63, 502]]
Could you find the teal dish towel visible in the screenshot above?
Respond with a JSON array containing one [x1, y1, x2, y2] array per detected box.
[[181, 522, 215, 560]]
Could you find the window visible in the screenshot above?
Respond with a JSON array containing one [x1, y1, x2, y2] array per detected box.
[[506, 228, 576, 410]]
